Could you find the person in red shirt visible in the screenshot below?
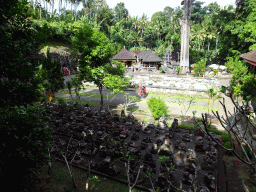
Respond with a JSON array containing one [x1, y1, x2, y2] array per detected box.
[[138, 85, 143, 98], [142, 86, 146, 98]]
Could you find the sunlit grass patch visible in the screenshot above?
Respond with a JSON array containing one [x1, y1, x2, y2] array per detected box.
[[137, 99, 219, 112], [148, 93, 221, 103], [58, 90, 112, 99], [55, 97, 100, 106]]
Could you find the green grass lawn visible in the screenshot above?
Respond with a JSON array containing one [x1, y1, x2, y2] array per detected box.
[[148, 93, 222, 103], [137, 99, 218, 112], [80, 85, 98, 89], [58, 90, 112, 99], [55, 97, 100, 106], [34, 159, 144, 192], [126, 107, 151, 114]]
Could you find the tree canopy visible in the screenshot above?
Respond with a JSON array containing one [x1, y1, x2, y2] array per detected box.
[[71, 23, 129, 110]]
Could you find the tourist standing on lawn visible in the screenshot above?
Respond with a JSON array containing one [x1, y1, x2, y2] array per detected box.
[[138, 85, 143, 98], [142, 86, 146, 98]]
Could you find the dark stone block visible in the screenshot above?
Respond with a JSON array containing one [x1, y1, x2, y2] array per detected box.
[[135, 126, 141, 132], [156, 138, 164, 146], [156, 173, 168, 188], [131, 132, 139, 141], [198, 186, 210, 192], [204, 171, 216, 190], [194, 128, 205, 137], [143, 136, 153, 143], [143, 127, 151, 134], [184, 163, 196, 175], [182, 171, 194, 185], [143, 165, 156, 174], [195, 136, 204, 152], [165, 132, 174, 139], [98, 147, 107, 158], [150, 144, 158, 154], [128, 147, 140, 155], [174, 140, 186, 151], [121, 110, 125, 118], [182, 133, 191, 142], [113, 114, 120, 121]]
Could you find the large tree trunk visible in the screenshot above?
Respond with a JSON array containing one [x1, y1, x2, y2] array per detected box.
[[71, 2, 73, 20], [32, 0, 36, 14], [52, 0, 54, 19], [39, 4, 41, 19], [179, 0, 192, 74], [45, 0, 48, 19], [215, 33, 219, 54]]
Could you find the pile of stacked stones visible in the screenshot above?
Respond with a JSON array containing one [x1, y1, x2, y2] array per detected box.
[[42, 102, 220, 191]]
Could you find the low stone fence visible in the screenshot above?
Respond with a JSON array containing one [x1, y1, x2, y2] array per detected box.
[[79, 73, 231, 98], [145, 86, 210, 98], [126, 67, 157, 72], [128, 74, 220, 92]]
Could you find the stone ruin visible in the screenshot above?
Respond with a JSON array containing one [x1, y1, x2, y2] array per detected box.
[[43, 102, 220, 191]]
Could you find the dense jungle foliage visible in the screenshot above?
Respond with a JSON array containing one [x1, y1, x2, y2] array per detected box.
[[25, 0, 256, 65]]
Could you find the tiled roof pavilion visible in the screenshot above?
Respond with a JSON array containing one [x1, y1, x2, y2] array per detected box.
[[138, 50, 163, 62], [241, 49, 256, 66], [112, 48, 136, 60]]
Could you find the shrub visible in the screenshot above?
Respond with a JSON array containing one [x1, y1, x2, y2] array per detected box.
[[193, 60, 206, 77], [147, 97, 168, 120], [0, 105, 53, 186], [208, 129, 222, 135], [221, 132, 230, 142], [241, 145, 253, 159], [176, 66, 181, 74], [178, 123, 195, 130], [224, 141, 233, 155], [214, 69, 218, 76], [159, 67, 163, 71], [225, 56, 256, 98], [36, 47, 65, 95], [55, 97, 66, 104]]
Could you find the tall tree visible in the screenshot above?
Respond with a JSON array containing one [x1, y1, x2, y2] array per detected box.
[[71, 24, 127, 110], [205, 2, 221, 14], [139, 13, 148, 39], [163, 6, 174, 23], [114, 2, 128, 23], [151, 11, 165, 23], [0, 0, 54, 190], [191, 0, 206, 23]]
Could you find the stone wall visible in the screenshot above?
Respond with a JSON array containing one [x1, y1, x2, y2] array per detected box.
[[81, 73, 231, 98], [127, 74, 219, 91], [145, 87, 209, 97]]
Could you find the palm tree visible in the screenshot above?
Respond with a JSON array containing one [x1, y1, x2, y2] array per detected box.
[[139, 13, 148, 39]]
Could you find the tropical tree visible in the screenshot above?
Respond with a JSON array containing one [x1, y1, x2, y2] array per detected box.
[[114, 2, 129, 24], [36, 47, 65, 99], [191, 0, 207, 23], [71, 24, 127, 110], [0, 0, 53, 190]]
